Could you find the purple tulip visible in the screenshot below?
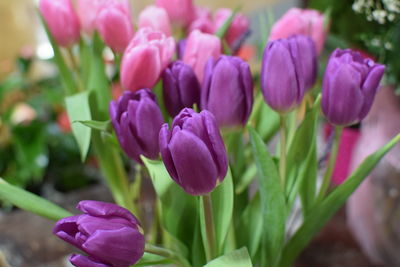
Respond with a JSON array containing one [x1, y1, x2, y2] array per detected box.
[[322, 49, 385, 126], [295, 35, 318, 90], [159, 108, 228, 195], [201, 55, 253, 127], [162, 61, 201, 117], [110, 89, 164, 163], [53, 201, 145, 267], [261, 36, 306, 113]]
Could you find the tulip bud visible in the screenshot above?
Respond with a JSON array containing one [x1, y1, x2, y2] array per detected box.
[[156, 0, 195, 27], [76, 0, 108, 35], [120, 28, 175, 92], [138, 5, 172, 36], [188, 7, 214, 34], [162, 61, 201, 117], [214, 8, 250, 47], [183, 30, 221, 82], [269, 8, 326, 54], [159, 108, 228, 195], [261, 36, 306, 113], [54, 200, 145, 267], [110, 89, 164, 163], [296, 35, 318, 90], [39, 0, 81, 47], [177, 39, 187, 59], [322, 49, 385, 126], [97, 0, 134, 53], [202, 56, 253, 127]]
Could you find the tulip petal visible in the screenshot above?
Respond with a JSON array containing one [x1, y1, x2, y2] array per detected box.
[[53, 215, 81, 248], [70, 254, 110, 267], [239, 61, 254, 123], [168, 129, 218, 195], [359, 64, 385, 120], [162, 67, 181, 116], [159, 124, 180, 183], [120, 111, 144, 162], [83, 227, 145, 266], [77, 201, 140, 226], [324, 64, 364, 125]]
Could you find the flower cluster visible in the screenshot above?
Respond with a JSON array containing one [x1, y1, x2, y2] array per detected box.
[[353, 0, 400, 24]]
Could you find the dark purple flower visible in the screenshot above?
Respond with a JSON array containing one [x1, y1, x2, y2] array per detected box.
[[261, 36, 306, 113], [201, 55, 253, 127], [177, 39, 187, 60], [54, 201, 145, 267], [295, 35, 318, 90], [159, 108, 228, 195], [322, 49, 385, 126], [162, 61, 201, 117], [109, 89, 164, 163]]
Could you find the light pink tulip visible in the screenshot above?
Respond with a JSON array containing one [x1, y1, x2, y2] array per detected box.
[[39, 0, 81, 47], [269, 8, 326, 54], [156, 0, 195, 27], [214, 8, 250, 47], [76, 0, 108, 35], [97, 0, 134, 53], [121, 28, 176, 92], [138, 6, 172, 36], [183, 30, 221, 82], [188, 7, 214, 34]]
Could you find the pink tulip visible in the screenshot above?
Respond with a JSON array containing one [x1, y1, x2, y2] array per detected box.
[[183, 30, 221, 82], [121, 28, 176, 92], [76, 0, 108, 35], [214, 8, 250, 47], [97, 0, 134, 53], [39, 0, 80, 47], [269, 8, 326, 54], [156, 0, 195, 27], [138, 6, 172, 36], [188, 7, 214, 34]]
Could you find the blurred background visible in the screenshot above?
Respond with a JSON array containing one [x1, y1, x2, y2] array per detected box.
[[1, 0, 400, 266]]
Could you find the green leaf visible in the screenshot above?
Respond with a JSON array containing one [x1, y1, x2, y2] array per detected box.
[[235, 163, 257, 194], [66, 91, 92, 161], [280, 133, 400, 267], [76, 119, 111, 132], [286, 106, 318, 209], [237, 194, 263, 258], [133, 252, 172, 267], [0, 178, 72, 220], [141, 157, 197, 257], [251, 97, 280, 142], [212, 169, 234, 253], [215, 7, 240, 39], [286, 107, 319, 199], [248, 126, 286, 267], [204, 247, 253, 267], [38, 12, 76, 96]]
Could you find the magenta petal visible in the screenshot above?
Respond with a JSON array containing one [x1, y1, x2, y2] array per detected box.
[[77, 201, 140, 226], [359, 64, 385, 120], [70, 254, 111, 267], [83, 227, 145, 266], [168, 129, 218, 195], [53, 215, 81, 248]]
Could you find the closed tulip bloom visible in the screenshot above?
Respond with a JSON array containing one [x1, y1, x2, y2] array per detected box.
[[183, 30, 221, 82], [202, 56, 253, 127], [162, 61, 201, 117], [322, 49, 385, 126], [110, 89, 164, 163], [120, 27, 175, 92], [214, 9, 250, 47], [296, 35, 318, 90], [269, 8, 326, 54], [156, 0, 195, 27], [76, 0, 108, 35], [159, 108, 228, 195], [97, 0, 134, 53], [138, 5, 171, 36], [54, 200, 145, 267], [188, 7, 214, 34], [39, 0, 80, 47], [261, 36, 306, 113]]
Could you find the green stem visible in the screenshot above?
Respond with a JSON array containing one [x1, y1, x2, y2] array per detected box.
[[316, 126, 343, 202], [92, 132, 136, 214], [145, 244, 191, 267], [66, 48, 84, 92], [202, 194, 217, 262], [279, 115, 287, 189]]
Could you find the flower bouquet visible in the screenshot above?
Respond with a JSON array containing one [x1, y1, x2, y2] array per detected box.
[[0, 0, 398, 266]]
